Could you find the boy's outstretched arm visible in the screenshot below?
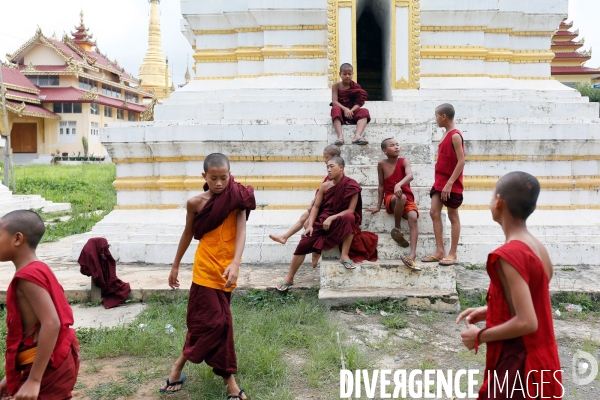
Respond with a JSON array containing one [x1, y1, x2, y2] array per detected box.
[[461, 258, 538, 350], [223, 210, 247, 288], [441, 133, 466, 201], [13, 280, 61, 400], [395, 159, 414, 192], [367, 162, 385, 213], [169, 199, 197, 289]]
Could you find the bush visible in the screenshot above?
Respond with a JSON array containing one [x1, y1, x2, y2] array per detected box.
[[574, 82, 600, 103]]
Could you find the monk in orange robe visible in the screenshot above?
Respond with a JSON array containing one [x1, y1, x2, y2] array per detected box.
[[457, 172, 563, 399], [0, 210, 79, 400], [161, 153, 255, 400]]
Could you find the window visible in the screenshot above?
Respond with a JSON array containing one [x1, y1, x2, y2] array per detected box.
[[78, 77, 97, 91], [27, 75, 59, 86], [59, 121, 77, 143], [117, 109, 124, 120], [104, 106, 113, 118], [90, 122, 100, 143], [53, 103, 82, 113], [90, 103, 100, 115], [101, 84, 122, 98], [125, 91, 139, 103], [128, 111, 136, 121]]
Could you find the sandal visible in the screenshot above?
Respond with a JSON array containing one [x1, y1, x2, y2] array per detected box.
[[227, 389, 247, 399], [276, 281, 293, 292], [439, 258, 457, 266], [401, 256, 422, 271], [159, 373, 186, 393], [341, 260, 356, 270], [391, 228, 409, 248], [334, 139, 344, 146], [421, 255, 440, 263], [351, 137, 369, 145]]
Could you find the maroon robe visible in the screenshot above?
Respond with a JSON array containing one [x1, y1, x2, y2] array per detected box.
[[294, 175, 362, 255], [193, 176, 256, 240], [78, 238, 131, 309], [331, 81, 371, 124]]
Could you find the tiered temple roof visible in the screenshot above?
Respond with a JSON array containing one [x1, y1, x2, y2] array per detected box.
[[551, 19, 600, 82], [0, 64, 59, 120]]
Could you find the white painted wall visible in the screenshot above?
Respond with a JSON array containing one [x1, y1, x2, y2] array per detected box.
[[395, 6, 409, 85], [339, 8, 353, 67]]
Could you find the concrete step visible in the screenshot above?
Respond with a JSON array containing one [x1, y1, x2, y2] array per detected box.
[[318, 259, 459, 311]]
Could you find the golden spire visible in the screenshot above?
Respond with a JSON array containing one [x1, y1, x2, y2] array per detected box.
[[139, 0, 170, 99], [185, 65, 191, 85]]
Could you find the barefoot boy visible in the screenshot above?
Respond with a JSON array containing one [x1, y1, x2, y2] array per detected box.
[[367, 138, 420, 270], [269, 144, 341, 246], [163, 153, 255, 399], [421, 103, 465, 266], [456, 172, 562, 399], [331, 63, 370, 145], [0, 210, 79, 399], [277, 156, 362, 291]]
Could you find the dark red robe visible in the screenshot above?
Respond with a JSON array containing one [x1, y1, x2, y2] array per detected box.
[[78, 238, 131, 309], [479, 240, 563, 399], [5, 261, 79, 398], [331, 81, 371, 124]]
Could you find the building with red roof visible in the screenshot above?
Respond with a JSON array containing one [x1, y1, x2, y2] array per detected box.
[[551, 19, 600, 87], [1, 12, 154, 162]]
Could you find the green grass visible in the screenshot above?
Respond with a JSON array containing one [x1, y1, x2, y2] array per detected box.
[[464, 264, 486, 271], [13, 164, 116, 243], [76, 290, 370, 399]]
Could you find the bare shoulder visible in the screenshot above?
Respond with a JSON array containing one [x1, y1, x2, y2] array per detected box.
[[187, 193, 210, 213], [321, 180, 334, 190], [332, 81, 341, 89], [533, 237, 553, 277], [377, 159, 386, 168], [403, 158, 411, 167]]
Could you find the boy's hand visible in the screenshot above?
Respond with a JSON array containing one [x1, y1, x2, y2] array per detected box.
[[460, 322, 481, 350], [366, 207, 380, 214], [168, 265, 180, 289], [441, 182, 453, 201], [323, 216, 336, 231], [0, 376, 7, 398], [12, 378, 40, 400], [456, 306, 487, 325], [223, 261, 240, 288], [344, 108, 353, 119], [303, 226, 314, 237]]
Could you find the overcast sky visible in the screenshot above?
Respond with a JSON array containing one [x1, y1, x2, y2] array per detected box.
[[0, 0, 598, 87]]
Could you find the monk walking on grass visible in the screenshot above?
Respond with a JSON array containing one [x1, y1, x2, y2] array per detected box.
[[0, 210, 80, 400], [162, 153, 255, 399], [457, 172, 563, 399]]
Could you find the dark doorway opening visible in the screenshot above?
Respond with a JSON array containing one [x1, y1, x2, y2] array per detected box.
[[356, 10, 383, 101]]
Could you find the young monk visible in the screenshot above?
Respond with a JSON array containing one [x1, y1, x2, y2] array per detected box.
[[268, 144, 341, 246], [331, 63, 370, 146], [0, 210, 79, 400], [162, 153, 255, 399], [367, 138, 420, 270], [277, 156, 362, 291], [457, 172, 563, 399], [421, 103, 465, 266]]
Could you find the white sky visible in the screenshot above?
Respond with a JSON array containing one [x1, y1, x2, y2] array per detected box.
[[0, 0, 598, 87]]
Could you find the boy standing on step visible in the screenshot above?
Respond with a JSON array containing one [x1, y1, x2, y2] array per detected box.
[[0, 210, 80, 399], [421, 103, 465, 266], [456, 172, 563, 399], [367, 138, 420, 270], [162, 153, 255, 399]]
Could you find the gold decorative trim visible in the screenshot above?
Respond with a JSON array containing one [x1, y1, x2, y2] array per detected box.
[[5, 101, 59, 119], [236, 27, 262, 33], [326, 0, 338, 87], [79, 87, 99, 101], [262, 46, 327, 59], [235, 47, 264, 61], [5, 92, 40, 105], [420, 73, 489, 77], [420, 47, 554, 63], [6, 28, 44, 62], [114, 204, 309, 210], [112, 155, 323, 164], [261, 25, 327, 31], [421, 26, 486, 32], [193, 72, 325, 81], [194, 76, 236, 80], [511, 31, 555, 37], [511, 50, 555, 64], [420, 27, 554, 36], [465, 155, 600, 162], [392, 0, 421, 89], [4, 83, 39, 95], [78, 72, 151, 97], [22, 62, 38, 73], [113, 176, 325, 191], [193, 29, 236, 35], [465, 176, 600, 191], [140, 97, 157, 122], [193, 49, 238, 63], [338, 0, 352, 6], [486, 48, 513, 62], [396, 0, 410, 6], [460, 205, 600, 211]]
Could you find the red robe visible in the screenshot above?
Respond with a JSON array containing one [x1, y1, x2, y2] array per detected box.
[[479, 241, 563, 399], [193, 176, 256, 240], [331, 81, 371, 124], [433, 129, 464, 194], [78, 238, 131, 309], [5, 261, 79, 398], [384, 158, 415, 202]]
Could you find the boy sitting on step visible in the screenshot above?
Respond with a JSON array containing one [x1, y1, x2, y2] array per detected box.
[[367, 138, 420, 270], [331, 63, 370, 146]]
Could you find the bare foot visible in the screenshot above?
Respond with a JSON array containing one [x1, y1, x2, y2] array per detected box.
[[269, 234, 287, 245], [312, 252, 321, 268], [225, 376, 247, 399]]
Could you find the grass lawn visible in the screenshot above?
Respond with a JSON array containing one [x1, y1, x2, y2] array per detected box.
[[13, 164, 116, 243], [74, 290, 370, 400]]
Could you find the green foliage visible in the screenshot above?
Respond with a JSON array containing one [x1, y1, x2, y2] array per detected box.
[[552, 292, 600, 314], [457, 284, 487, 311], [574, 82, 600, 103], [354, 299, 407, 315], [464, 264, 486, 271], [382, 314, 408, 329], [82, 137, 89, 158]]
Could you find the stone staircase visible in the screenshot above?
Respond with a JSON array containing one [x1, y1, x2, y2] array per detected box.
[[0, 184, 70, 215]]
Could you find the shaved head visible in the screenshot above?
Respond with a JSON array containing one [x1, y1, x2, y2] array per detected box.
[[436, 103, 455, 120], [203, 153, 230, 173], [323, 145, 341, 157], [329, 156, 345, 168], [381, 137, 395, 151], [339, 63, 353, 73], [0, 210, 45, 248], [496, 171, 540, 220]]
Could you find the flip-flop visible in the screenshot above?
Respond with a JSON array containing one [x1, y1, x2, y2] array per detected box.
[[159, 373, 186, 393], [351, 137, 369, 145], [334, 139, 344, 146], [276, 281, 293, 292], [391, 228, 409, 248], [439, 258, 457, 266], [401, 256, 422, 271], [227, 389, 247, 399], [421, 255, 440, 263], [341, 260, 356, 269]]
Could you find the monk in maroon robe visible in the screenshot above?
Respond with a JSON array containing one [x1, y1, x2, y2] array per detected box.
[[331, 63, 370, 146], [277, 156, 371, 291]]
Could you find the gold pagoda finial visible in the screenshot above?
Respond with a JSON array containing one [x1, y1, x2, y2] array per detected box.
[[139, 0, 170, 99], [80, 10, 84, 26]]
